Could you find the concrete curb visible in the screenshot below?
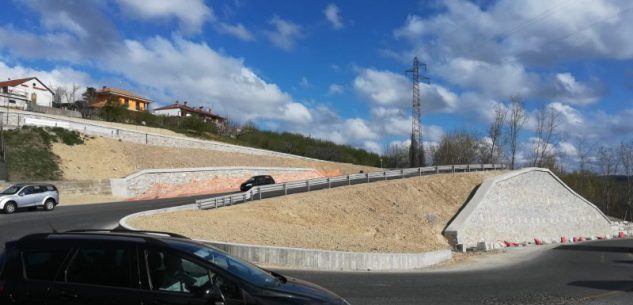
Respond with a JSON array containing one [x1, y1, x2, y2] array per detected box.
[[119, 207, 452, 271]]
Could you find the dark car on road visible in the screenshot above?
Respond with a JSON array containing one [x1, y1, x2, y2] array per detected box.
[[0, 230, 349, 305], [240, 175, 276, 192]]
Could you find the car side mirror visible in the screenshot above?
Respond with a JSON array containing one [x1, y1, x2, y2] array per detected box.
[[18, 192, 24, 196], [197, 285, 224, 305]]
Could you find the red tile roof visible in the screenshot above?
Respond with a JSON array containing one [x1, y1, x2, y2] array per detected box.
[[0, 77, 36, 87], [154, 102, 224, 120]]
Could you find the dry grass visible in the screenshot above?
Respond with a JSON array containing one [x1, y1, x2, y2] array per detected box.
[[52, 137, 379, 180], [130, 171, 505, 253]]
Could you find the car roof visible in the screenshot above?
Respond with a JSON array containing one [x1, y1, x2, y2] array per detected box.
[[10, 230, 193, 248]]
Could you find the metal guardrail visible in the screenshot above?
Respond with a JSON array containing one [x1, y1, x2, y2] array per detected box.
[[197, 164, 506, 210]]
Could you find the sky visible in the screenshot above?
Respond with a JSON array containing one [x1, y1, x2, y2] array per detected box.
[[1, 0, 633, 167]]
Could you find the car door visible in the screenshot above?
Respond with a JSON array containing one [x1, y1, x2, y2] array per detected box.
[[48, 242, 144, 305], [9, 245, 72, 305], [16, 186, 35, 207], [140, 248, 244, 305], [30, 186, 47, 207]]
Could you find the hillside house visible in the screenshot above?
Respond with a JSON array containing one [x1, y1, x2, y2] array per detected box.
[[0, 77, 54, 109], [153, 101, 225, 125], [89, 86, 152, 112]]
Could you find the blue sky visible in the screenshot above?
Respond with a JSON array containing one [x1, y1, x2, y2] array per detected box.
[[1, 0, 633, 167]]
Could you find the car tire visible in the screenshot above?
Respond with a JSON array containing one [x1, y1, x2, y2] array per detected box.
[[3, 202, 17, 214], [44, 199, 55, 211]]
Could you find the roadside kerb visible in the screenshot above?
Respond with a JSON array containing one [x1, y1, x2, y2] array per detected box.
[[196, 164, 506, 209], [119, 210, 451, 271]]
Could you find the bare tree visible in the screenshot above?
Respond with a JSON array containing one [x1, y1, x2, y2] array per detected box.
[[432, 130, 480, 165], [619, 140, 633, 220], [530, 106, 561, 168], [597, 146, 620, 216], [575, 136, 594, 173], [487, 103, 507, 163], [63, 83, 80, 108], [506, 96, 527, 169]]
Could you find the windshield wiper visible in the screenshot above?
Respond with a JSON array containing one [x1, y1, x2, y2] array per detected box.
[[267, 270, 287, 284]]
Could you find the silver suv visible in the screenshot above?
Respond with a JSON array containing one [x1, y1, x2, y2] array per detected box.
[[0, 184, 59, 214]]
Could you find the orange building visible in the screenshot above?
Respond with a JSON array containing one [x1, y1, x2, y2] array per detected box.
[[90, 86, 152, 111]]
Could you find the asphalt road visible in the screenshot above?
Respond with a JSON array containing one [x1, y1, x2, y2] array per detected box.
[[0, 192, 234, 246], [2, 188, 632, 304]]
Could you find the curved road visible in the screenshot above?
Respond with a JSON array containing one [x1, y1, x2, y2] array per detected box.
[[2, 196, 632, 305]]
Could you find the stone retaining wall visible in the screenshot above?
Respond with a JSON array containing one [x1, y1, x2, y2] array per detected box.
[[444, 168, 614, 249], [111, 167, 323, 199]]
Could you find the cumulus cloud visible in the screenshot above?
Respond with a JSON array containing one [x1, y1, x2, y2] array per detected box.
[[265, 15, 303, 51], [324, 4, 344, 30], [353, 68, 458, 113], [116, 0, 214, 34], [0, 61, 94, 89], [103, 36, 310, 124]]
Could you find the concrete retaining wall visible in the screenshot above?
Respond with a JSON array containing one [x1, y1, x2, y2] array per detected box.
[[0, 109, 315, 160], [110, 167, 323, 198], [444, 168, 613, 249]]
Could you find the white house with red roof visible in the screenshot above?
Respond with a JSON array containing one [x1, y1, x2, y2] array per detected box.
[[0, 77, 54, 110], [153, 101, 225, 125]]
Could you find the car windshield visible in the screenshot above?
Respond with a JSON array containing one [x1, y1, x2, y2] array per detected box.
[[167, 240, 276, 287], [1, 185, 23, 195]]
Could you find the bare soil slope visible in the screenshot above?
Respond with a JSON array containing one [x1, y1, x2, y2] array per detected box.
[[52, 137, 378, 180], [130, 171, 504, 253]]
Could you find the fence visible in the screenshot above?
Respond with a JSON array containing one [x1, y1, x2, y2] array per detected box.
[[197, 164, 506, 210], [0, 110, 317, 160]]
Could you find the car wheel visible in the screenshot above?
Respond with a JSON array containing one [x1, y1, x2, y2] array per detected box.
[[44, 199, 55, 211], [4, 202, 16, 214]]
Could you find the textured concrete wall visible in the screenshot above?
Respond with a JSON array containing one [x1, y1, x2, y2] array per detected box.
[[0, 110, 315, 160], [111, 167, 322, 198], [444, 168, 613, 249]]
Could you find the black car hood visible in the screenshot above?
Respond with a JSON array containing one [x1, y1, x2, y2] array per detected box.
[[265, 275, 343, 303]]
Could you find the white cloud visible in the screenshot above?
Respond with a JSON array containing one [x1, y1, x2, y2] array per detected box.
[[216, 23, 255, 41], [354, 68, 458, 113], [116, 0, 214, 34], [363, 141, 382, 154], [105, 36, 307, 124], [265, 15, 303, 51], [327, 83, 344, 95], [344, 118, 379, 140], [324, 4, 344, 30], [0, 61, 93, 89], [299, 76, 311, 88]]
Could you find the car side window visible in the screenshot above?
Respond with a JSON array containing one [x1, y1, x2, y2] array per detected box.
[[146, 250, 212, 294], [65, 246, 135, 288], [20, 186, 33, 195], [23, 248, 70, 281]]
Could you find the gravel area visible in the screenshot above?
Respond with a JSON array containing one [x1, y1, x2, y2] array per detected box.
[[130, 171, 504, 253], [52, 137, 378, 180]]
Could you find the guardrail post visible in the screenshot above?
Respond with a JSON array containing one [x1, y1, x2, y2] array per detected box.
[[347, 175, 351, 185], [401, 169, 404, 178], [327, 178, 331, 188], [418, 167, 422, 176], [283, 183, 287, 195], [435, 166, 439, 174], [307, 180, 311, 192], [384, 172, 387, 180], [452, 165, 455, 173], [250, 189, 254, 201], [242, 194, 246, 203], [258, 187, 262, 200], [467, 164, 470, 172], [145, 133, 148, 144], [214, 198, 217, 208], [481, 164, 484, 171], [366, 173, 370, 183], [229, 196, 233, 205]]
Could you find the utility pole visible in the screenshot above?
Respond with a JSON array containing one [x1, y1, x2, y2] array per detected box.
[[405, 57, 430, 167]]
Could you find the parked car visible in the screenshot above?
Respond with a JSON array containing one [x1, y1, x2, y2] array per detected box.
[[0, 230, 350, 305], [0, 183, 59, 214], [240, 175, 276, 192]]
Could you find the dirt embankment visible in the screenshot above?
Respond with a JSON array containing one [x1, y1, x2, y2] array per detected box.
[[52, 137, 378, 180], [130, 171, 504, 253]]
